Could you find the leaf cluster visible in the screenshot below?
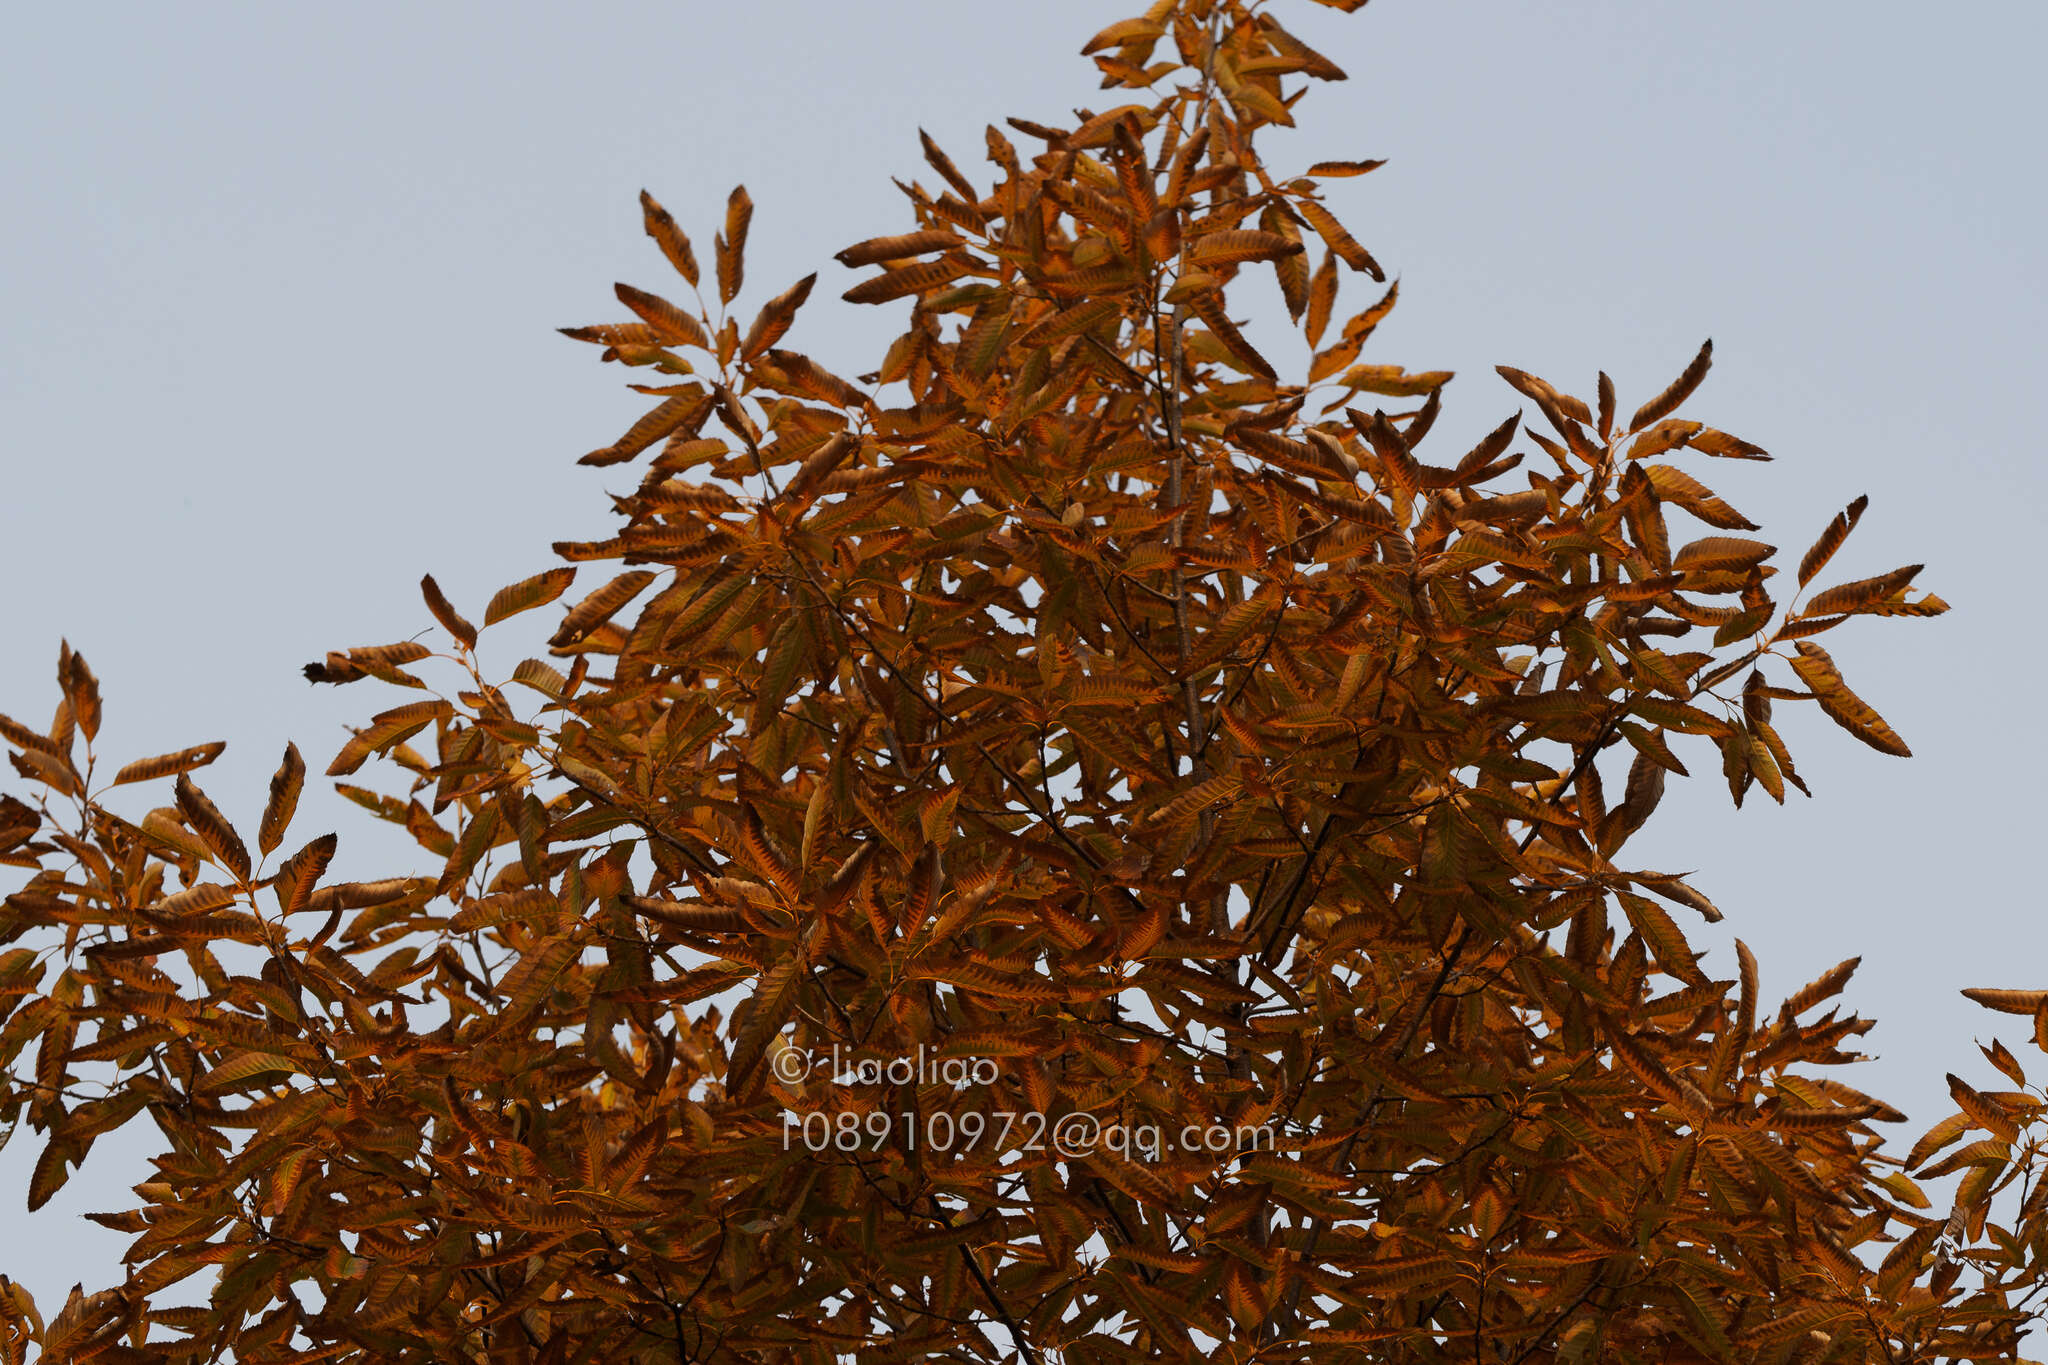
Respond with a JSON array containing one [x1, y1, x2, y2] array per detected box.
[[3, 3, 2037, 1363]]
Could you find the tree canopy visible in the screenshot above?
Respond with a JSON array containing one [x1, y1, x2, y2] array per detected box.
[[5, 2, 2047, 1362]]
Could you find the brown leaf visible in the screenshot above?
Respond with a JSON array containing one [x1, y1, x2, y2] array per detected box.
[[1788, 642, 1912, 756], [1181, 290, 1274, 380], [549, 571, 659, 649], [1629, 339, 1713, 431], [257, 742, 305, 858], [614, 283, 707, 348], [420, 573, 478, 650], [110, 741, 227, 788], [715, 185, 752, 305], [485, 567, 577, 628], [741, 273, 817, 361], [1305, 159, 1385, 178], [834, 230, 964, 268], [639, 189, 699, 287], [1672, 536, 1775, 573], [1294, 196, 1383, 280], [1798, 494, 1869, 587], [175, 774, 251, 882]]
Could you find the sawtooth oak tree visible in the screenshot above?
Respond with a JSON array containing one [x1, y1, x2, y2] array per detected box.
[[5, 2, 2048, 1361]]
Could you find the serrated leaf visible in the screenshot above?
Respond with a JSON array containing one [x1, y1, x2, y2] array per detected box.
[[485, 568, 578, 628], [257, 742, 304, 858], [110, 742, 227, 788], [1788, 642, 1911, 756], [1293, 197, 1383, 280], [639, 189, 699, 286], [1629, 339, 1713, 431]]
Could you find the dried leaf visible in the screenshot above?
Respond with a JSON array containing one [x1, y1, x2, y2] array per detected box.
[[485, 567, 578, 628], [110, 742, 227, 788]]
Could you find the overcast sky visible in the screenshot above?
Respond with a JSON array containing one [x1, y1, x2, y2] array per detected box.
[[3, 0, 2043, 1311]]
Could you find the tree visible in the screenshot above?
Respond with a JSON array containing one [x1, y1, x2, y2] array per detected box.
[[3, 1, 2046, 1361]]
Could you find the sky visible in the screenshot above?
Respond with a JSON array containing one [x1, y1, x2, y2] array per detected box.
[[2, 0, 2044, 1313]]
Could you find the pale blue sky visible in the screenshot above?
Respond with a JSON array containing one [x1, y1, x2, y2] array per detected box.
[[2, 0, 2043, 1308]]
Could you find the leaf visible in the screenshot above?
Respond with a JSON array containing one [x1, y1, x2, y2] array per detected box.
[[110, 741, 227, 788], [502, 933, 583, 1025], [152, 882, 236, 918], [262, 1146, 318, 1219], [275, 832, 338, 915], [1687, 427, 1770, 460], [727, 953, 801, 1092], [175, 774, 251, 881], [834, 230, 964, 268], [1182, 289, 1275, 380], [801, 780, 829, 872], [27, 1142, 71, 1212], [741, 273, 817, 361], [613, 282, 707, 349], [1781, 956, 1861, 1021], [917, 129, 980, 205], [1983, 1037, 2027, 1088], [1672, 536, 1775, 573], [639, 189, 699, 286], [1188, 229, 1304, 267], [582, 389, 712, 467], [1644, 464, 1757, 530], [1495, 365, 1592, 430], [1627, 418, 1704, 462], [485, 568, 578, 628], [716, 185, 752, 305], [1960, 988, 2048, 1016], [1020, 298, 1121, 348], [1336, 365, 1453, 398], [1876, 1172, 1931, 1211], [1618, 892, 1707, 987], [549, 570, 659, 649], [842, 258, 970, 306], [782, 431, 859, 503], [1787, 642, 1912, 757], [1305, 159, 1385, 178], [1917, 1136, 2011, 1181], [195, 1052, 304, 1093], [257, 742, 305, 858], [58, 647, 100, 743], [1798, 494, 1868, 587], [511, 658, 567, 700], [420, 574, 478, 650], [449, 888, 561, 934], [1617, 721, 1688, 777], [0, 713, 60, 757], [1629, 339, 1713, 431], [1080, 17, 1165, 55], [1802, 564, 1922, 619], [326, 699, 451, 778], [1303, 249, 1339, 348], [1948, 1073, 2019, 1143], [1293, 197, 1383, 280]]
